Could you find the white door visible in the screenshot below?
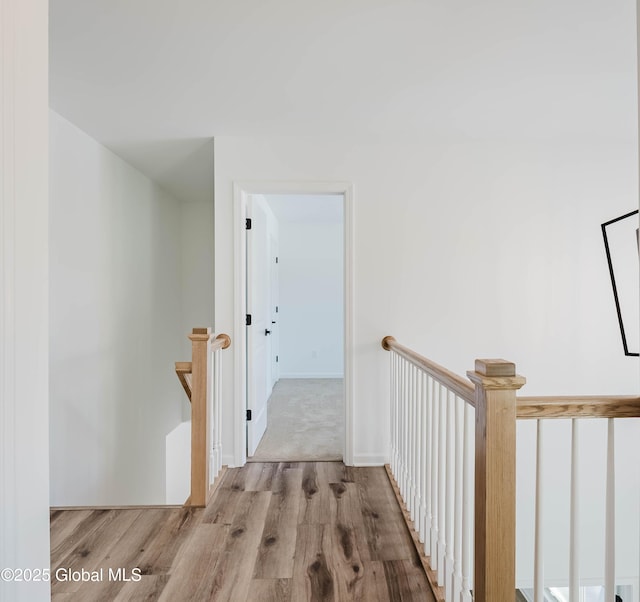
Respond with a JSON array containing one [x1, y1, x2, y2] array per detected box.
[[246, 196, 271, 456], [269, 234, 279, 388]]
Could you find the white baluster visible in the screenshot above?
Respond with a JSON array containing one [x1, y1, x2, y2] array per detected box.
[[402, 362, 413, 514], [394, 352, 400, 480], [390, 352, 396, 478], [461, 402, 473, 602], [399, 357, 405, 499], [569, 419, 579, 602], [445, 390, 455, 600], [605, 418, 615, 602], [402, 358, 409, 502], [404, 361, 411, 513], [392, 355, 398, 483], [453, 395, 464, 602], [420, 371, 429, 548], [413, 365, 420, 522], [212, 350, 216, 479], [534, 420, 544, 602], [424, 373, 433, 556], [438, 383, 447, 586], [211, 348, 221, 481], [430, 377, 440, 571], [414, 367, 423, 534], [415, 365, 420, 518], [217, 349, 223, 476], [408, 363, 415, 518], [404, 359, 410, 503]]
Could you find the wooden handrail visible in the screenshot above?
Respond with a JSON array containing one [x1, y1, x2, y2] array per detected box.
[[517, 395, 640, 419], [190, 328, 231, 350], [381, 335, 475, 405], [210, 332, 231, 352], [175, 361, 192, 401]]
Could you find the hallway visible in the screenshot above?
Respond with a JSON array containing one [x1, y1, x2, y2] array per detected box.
[[250, 379, 344, 462], [50, 462, 433, 601]]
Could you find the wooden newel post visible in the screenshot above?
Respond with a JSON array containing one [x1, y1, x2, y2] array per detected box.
[[188, 327, 211, 507], [467, 359, 526, 602]]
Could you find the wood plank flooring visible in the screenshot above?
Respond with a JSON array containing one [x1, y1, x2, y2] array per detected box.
[[50, 462, 435, 601]]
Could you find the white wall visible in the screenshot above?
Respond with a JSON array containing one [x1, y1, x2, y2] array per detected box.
[[49, 111, 186, 505], [180, 198, 215, 349], [0, 0, 50, 600], [215, 136, 639, 449], [277, 219, 344, 378], [179, 193, 215, 419], [165, 421, 191, 504]]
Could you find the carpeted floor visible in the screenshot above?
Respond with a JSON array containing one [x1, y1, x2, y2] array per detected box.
[[249, 378, 343, 462]]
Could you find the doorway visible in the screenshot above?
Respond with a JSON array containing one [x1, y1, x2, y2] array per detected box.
[[233, 182, 354, 466], [248, 194, 344, 461]]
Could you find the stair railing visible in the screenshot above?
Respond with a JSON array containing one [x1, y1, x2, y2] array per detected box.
[[175, 328, 231, 507], [382, 335, 640, 602], [517, 393, 640, 602]]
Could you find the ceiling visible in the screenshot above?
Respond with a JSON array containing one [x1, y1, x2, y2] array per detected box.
[[49, 0, 638, 203]]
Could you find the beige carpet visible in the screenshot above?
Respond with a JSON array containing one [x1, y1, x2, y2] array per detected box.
[[249, 378, 343, 462]]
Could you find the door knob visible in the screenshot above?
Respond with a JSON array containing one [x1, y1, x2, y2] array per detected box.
[[265, 329, 272, 336]]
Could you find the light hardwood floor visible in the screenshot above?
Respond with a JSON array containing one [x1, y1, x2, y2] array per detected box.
[[50, 462, 435, 601]]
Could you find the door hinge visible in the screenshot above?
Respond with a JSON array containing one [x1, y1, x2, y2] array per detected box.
[[275, 306, 278, 313], [246, 314, 252, 326], [246, 409, 252, 421], [246, 218, 252, 230], [276, 355, 279, 363], [275, 256, 279, 263]]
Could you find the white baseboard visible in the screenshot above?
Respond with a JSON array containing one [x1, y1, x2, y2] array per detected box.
[[279, 373, 344, 379], [351, 453, 388, 467]]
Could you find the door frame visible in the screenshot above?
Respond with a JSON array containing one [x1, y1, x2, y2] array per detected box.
[[232, 181, 354, 466]]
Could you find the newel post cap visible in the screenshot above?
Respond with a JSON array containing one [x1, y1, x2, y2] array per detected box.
[[189, 327, 211, 342], [467, 358, 526, 390]]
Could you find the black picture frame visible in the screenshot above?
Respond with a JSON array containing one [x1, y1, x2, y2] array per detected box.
[[601, 209, 639, 357]]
